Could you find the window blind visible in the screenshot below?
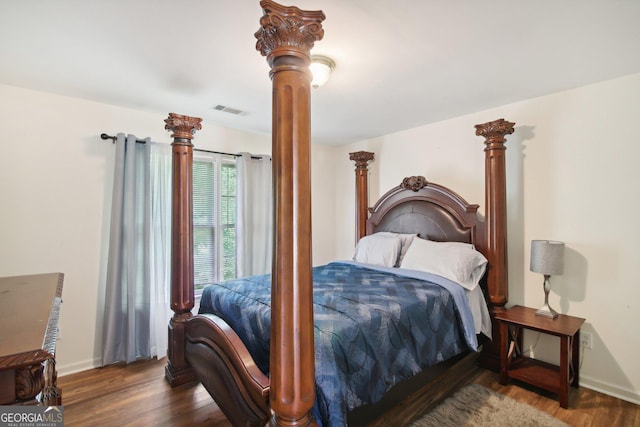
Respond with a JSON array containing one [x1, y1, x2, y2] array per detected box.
[[193, 159, 217, 287]]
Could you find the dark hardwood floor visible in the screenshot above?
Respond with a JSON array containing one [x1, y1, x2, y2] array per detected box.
[[57, 357, 639, 426], [473, 370, 640, 426], [58, 358, 229, 427]]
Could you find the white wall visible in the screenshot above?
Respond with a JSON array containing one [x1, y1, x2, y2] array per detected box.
[[311, 143, 339, 265], [334, 73, 640, 403]]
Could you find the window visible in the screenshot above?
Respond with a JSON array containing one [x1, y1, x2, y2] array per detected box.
[[192, 154, 237, 292]]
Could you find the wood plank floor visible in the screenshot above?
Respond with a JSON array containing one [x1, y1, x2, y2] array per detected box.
[[57, 357, 639, 426], [473, 370, 640, 427]]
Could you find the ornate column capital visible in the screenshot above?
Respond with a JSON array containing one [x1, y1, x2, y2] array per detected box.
[[255, 0, 325, 66], [349, 151, 375, 170], [164, 113, 202, 142], [475, 118, 515, 147]]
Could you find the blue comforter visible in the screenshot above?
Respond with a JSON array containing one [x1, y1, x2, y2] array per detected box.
[[199, 261, 478, 426]]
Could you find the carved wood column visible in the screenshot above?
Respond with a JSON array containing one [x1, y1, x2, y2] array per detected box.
[[164, 112, 202, 386], [475, 118, 515, 371], [349, 151, 374, 241], [256, 1, 325, 426]]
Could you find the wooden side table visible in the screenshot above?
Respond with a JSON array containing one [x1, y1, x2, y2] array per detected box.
[[495, 305, 585, 408], [0, 273, 64, 405]]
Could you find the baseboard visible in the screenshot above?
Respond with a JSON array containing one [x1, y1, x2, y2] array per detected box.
[[57, 357, 102, 376], [580, 374, 640, 405]]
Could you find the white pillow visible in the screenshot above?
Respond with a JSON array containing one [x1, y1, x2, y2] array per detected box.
[[399, 238, 487, 290], [376, 232, 418, 267], [352, 233, 402, 268]]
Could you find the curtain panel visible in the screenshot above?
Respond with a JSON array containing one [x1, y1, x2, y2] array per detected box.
[[102, 134, 151, 365], [102, 135, 172, 365], [236, 153, 273, 278]]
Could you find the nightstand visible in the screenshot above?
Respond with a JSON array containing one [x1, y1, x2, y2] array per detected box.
[[495, 305, 585, 408]]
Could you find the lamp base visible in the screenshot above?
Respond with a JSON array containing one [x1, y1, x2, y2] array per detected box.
[[536, 275, 559, 319], [535, 304, 558, 319]]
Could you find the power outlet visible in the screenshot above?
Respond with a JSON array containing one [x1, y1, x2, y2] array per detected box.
[[580, 331, 593, 350]]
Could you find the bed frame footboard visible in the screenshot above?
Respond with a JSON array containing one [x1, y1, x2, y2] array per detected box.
[[185, 314, 270, 427]]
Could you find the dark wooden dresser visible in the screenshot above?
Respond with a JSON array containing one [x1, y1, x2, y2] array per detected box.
[[0, 273, 64, 405]]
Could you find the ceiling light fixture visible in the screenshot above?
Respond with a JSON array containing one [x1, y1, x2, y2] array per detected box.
[[310, 55, 335, 89]]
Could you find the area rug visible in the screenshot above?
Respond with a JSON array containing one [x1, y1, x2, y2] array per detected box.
[[410, 384, 568, 427]]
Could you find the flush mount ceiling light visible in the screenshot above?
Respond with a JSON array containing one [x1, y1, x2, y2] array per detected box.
[[310, 55, 335, 89]]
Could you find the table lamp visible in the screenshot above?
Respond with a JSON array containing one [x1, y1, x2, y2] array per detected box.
[[530, 240, 565, 319]]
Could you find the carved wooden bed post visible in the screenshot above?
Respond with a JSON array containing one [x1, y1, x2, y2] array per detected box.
[[349, 151, 375, 241], [475, 118, 515, 371], [255, 1, 325, 425], [164, 113, 202, 386]]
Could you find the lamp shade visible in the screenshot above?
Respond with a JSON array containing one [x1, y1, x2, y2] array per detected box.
[[530, 240, 565, 275]]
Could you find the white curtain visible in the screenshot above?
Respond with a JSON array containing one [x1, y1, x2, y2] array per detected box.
[[236, 153, 273, 277], [102, 135, 172, 365], [148, 143, 172, 360]]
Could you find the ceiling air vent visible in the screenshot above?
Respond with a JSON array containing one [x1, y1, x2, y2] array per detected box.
[[213, 104, 245, 115]]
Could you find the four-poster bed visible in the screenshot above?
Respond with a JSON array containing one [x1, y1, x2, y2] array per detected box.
[[163, 1, 514, 426]]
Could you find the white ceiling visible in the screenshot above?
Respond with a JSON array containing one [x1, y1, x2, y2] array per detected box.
[[1, 1, 639, 145]]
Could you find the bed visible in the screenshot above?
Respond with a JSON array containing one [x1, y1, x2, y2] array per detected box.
[[162, 1, 514, 426]]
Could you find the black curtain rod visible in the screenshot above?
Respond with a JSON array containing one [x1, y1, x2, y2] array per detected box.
[[101, 133, 145, 144], [100, 133, 264, 159]]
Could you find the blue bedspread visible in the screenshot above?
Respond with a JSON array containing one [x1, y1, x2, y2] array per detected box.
[[198, 261, 478, 426]]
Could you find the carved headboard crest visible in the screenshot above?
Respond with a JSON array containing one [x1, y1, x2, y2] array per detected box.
[[401, 176, 428, 192]]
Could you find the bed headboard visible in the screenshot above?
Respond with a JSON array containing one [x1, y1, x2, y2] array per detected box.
[[366, 176, 486, 253]]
